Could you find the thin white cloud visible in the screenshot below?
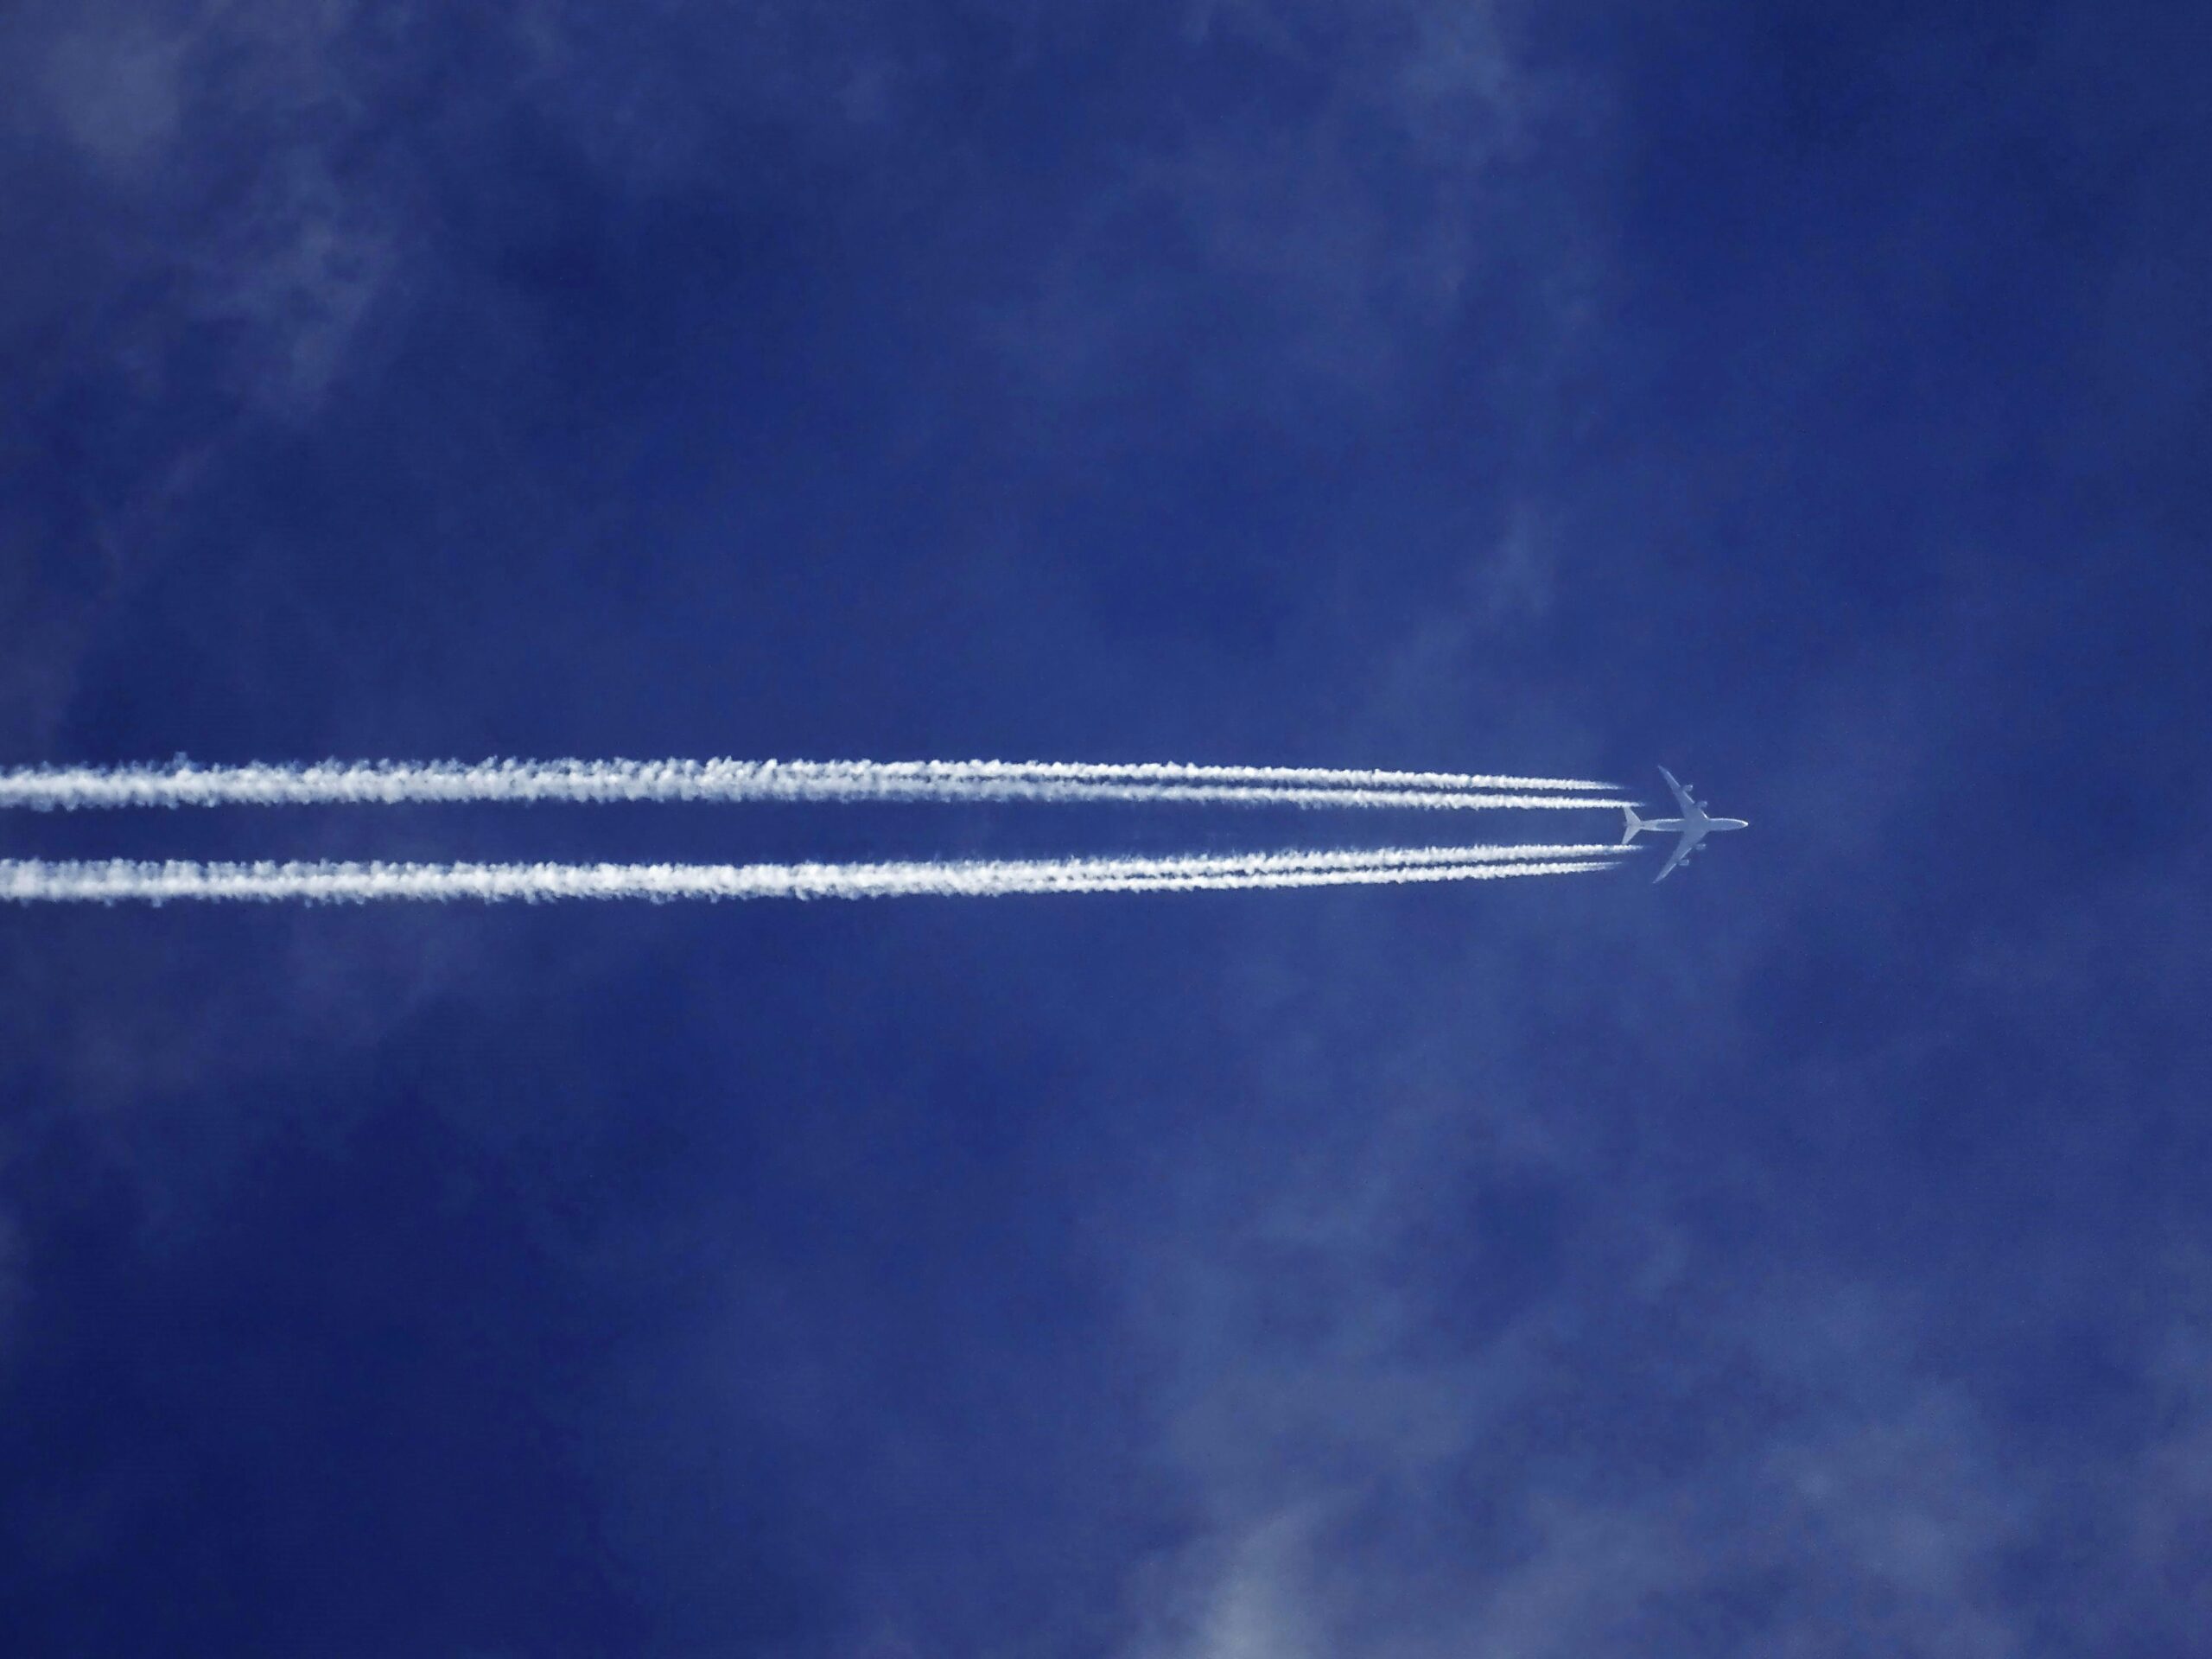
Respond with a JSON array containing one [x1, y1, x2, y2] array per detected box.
[[0, 1198, 20, 1370], [10, 1, 409, 415], [39, 21, 185, 174], [7, 0, 976, 425], [190, 150, 404, 413], [1117, 1270, 2035, 1659], [992, 0, 1599, 430]]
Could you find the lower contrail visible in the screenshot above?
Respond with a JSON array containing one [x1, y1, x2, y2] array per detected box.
[[0, 844, 1625, 905], [0, 759, 1622, 813]]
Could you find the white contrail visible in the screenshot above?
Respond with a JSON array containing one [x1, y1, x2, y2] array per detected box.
[[0, 759, 1623, 813], [0, 844, 1625, 905], [786, 760, 1617, 791]]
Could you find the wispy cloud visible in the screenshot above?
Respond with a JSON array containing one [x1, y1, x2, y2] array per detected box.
[[0, 1198, 19, 1368], [991, 0, 1599, 434]]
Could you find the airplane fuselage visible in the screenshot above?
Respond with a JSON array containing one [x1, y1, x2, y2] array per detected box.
[[1623, 768, 1748, 880]]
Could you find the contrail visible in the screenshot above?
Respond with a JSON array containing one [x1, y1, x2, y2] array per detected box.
[[0, 759, 1623, 813], [0, 844, 1625, 905], [785, 760, 1617, 791]]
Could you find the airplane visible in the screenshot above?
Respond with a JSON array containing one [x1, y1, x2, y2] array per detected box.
[[1618, 766, 1748, 883]]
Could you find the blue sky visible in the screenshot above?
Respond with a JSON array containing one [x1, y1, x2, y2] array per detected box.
[[3, 2, 2209, 1654]]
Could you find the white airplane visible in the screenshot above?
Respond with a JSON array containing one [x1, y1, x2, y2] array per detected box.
[[1619, 766, 1748, 883]]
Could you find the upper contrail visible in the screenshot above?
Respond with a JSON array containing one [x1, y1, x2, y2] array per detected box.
[[0, 843, 1626, 904], [785, 760, 1617, 791], [0, 759, 1622, 813]]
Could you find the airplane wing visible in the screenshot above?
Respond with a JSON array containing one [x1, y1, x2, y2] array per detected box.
[[1658, 766, 1699, 817], [1650, 823, 1707, 883]]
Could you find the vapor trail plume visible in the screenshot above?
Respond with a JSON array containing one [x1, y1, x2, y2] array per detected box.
[[0, 845, 1624, 905], [0, 760, 1623, 813], [798, 760, 1616, 791]]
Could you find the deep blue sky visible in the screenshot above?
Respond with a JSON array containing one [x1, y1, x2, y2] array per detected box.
[[4, 3, 2209, 1654]]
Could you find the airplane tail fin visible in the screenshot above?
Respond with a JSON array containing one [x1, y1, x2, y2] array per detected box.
[[1619, 804, 1649, 846]]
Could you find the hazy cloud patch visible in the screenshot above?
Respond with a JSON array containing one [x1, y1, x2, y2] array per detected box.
[[991, 0, 1600, 435], [1087, 572, 2198, 1655], [0, 1198, 20, 1368], [39, 20, 186, 175]]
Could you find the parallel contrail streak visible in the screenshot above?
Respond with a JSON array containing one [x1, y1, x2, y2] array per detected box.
[[0, 760, 1621, 813], [786, 760, 1618, 791], [0, 845, 1624, 905]]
